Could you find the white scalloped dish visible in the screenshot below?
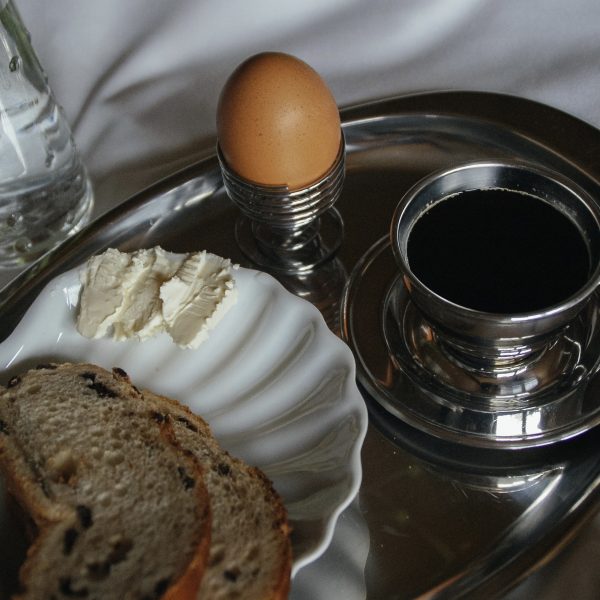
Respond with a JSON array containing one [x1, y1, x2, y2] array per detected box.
[[0, 264, 368, 575]]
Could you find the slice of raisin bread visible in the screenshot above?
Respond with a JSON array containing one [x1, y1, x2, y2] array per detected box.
[[142, 391, 292, 600], [0, 363, 211, 600]]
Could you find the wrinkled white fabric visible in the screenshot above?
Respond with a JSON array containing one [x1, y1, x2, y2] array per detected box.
[[16, 0, 600, 218], [11, 1, 600, 598]]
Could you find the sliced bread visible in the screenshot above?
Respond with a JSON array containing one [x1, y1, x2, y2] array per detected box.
[[0, 363, 211, 600], [139, 390, 292, 600]]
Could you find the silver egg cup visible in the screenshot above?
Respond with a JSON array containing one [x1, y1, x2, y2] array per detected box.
[[218, 135, 346, 273]]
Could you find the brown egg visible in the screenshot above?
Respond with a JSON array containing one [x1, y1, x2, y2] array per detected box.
[[217, 52, 341, 191]]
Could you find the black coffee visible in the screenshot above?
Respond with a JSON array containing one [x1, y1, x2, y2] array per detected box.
[[406, 189, 591, 313]]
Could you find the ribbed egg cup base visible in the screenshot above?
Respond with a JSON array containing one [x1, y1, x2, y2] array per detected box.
[[234, 208, 343, 274]]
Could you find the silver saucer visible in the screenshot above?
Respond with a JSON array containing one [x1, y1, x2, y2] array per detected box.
[[341, 235, 600, 448]]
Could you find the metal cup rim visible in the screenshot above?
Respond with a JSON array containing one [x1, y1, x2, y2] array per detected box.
[[390, 160, 600, 338]]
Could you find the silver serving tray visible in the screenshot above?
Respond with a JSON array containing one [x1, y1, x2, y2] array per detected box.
[[1, 92, 600, 598]]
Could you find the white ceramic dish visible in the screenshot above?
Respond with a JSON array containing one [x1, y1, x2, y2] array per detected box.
[[0, 264, 368, 575]]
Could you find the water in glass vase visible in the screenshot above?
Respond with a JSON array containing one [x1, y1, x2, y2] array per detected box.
[[0, 0, 93, 267]]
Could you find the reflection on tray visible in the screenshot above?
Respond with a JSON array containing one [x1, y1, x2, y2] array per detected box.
[[277, 257, 348, 334]]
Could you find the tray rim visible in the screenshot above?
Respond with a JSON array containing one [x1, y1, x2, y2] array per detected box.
[[4, 89, 600, 312]]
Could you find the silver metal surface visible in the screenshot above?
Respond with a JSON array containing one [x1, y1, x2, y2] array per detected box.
[[1, 92, 600, 598], [218, 138, 345, 272], [342, 161, 600, 447]]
